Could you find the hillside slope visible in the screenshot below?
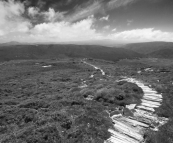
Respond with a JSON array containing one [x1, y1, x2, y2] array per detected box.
[[0, 44, 143, 62], [124, 42, 173, 54], [148, 49, 173, 58]]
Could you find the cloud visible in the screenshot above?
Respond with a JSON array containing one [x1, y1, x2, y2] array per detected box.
[[103, 25, 110, 30], [14, 16, 102, 42], [0, 0, 101, 43], [28, 7, 39, 17], [112, 28, 116, 32], [1, 0, 173, 44], [44, 8, 66, 22], [37, 0, 46, 9], [65, 0, 135, 22], [107, 0, 135, 10], [66, 0, 73, 5], [100, 15, 109, 21], [0, 0, 31, 36], [127, 19, 133, 26], [28, 7, 65, 22], [0, 30, 4, 36], [29, 27, 173, 43], [66, 1, 102, 22], [0, 0, 24, 24], [109, 28, 173, 43]]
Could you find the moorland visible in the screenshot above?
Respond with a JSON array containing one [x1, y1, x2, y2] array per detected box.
[[0, 42, 173, 143]]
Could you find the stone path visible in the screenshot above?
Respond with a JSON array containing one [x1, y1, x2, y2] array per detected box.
[[105, 78, 168, 143], [82, 61, 105, 76], [82, 60, 168, 143]]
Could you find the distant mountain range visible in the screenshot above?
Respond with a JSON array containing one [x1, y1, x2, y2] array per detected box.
[[0, 41, 173, 62], [124, 41, 173, 59], [0, 39, 124, 47], [124, 41, 173, 54], [0, 44, 142, 62], [0, 41, 27, 46], [148, 48, 173, 58]]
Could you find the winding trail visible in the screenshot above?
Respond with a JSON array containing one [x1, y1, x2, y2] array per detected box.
[[82, 60, 168, 143], [83, 61, 106, 76]]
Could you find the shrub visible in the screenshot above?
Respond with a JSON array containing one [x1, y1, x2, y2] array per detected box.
[[19, 100, 49, 110]]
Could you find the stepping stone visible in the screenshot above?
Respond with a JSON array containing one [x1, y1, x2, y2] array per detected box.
[[137, 105, 155, 112], [144, 93, 162, 98], [141, 102, 160, 108], [134, 116, 152, 125], [134, 111, 158, 122], [145, 91, 158, 94], [119, 117, 149, 128], [123, 108, 134, 117], [104, 77, 168, 143], [141, 99, 161, 106], [143, 96, 162, 102], [112, 120, 144, 139], [108, 129, 140, 143], [110, 110, 122, 117]]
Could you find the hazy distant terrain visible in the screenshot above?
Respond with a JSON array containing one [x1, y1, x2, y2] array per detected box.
[[0, 44, 142, 62], [148, 49, 173, 58], [124, 42, 173, 54], [1, 42, 173, 63]]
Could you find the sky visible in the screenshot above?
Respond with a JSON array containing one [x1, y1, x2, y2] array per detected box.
[[0, 0, 173, 44]]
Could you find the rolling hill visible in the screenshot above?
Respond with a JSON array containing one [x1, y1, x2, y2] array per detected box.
[[148, 48, 173, 58], [124, 42, 173, 54], [0, 44, 143, 62]]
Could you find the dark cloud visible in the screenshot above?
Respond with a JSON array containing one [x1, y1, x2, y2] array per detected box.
[[7, 0, 135, 13], [0, 0, 136, 28], [13, 0, 88, 11]]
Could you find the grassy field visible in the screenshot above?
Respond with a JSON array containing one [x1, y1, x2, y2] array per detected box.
[[94, 58, 173, 143], [0, 58, 173, 143]]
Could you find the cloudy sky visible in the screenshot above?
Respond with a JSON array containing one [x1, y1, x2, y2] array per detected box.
[[0, 0, 173, 44]]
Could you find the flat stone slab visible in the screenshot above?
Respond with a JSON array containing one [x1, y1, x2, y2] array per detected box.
[[80, 64, 168, 143], [137, 105, 155, 112], [105, 77, 168, 143]]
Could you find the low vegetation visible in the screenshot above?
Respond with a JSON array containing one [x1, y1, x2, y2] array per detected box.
[[1, 57, 173, 143], [0, 59, 113, 143]]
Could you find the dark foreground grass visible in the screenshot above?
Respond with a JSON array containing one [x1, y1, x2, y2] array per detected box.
[[83, 58, 173, 143], [115, 58, 173, 143], [0, 59, 120, 143], [1, 58, 173, 143]]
